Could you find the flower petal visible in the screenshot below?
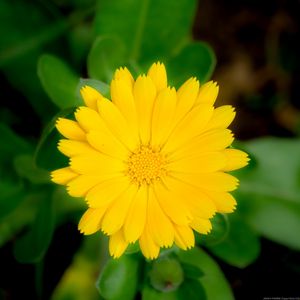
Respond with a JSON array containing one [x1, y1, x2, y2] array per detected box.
[[87, 130, 128, 160], [194, 81, 219, 106], [78, 208, 104, 235], [123, 185, 147, 243], [101, 184, 138, 235], [151, 87, 177, 147], [113, 67, 134, 88], [147, 62, 167, 92], [133, 75, 157, 144], [109, 230, 129, 258], [168, 152, 226, 173], [97, 97, 138, 150], [51, 167, 78, 185], [190, 218, 212, 234], [139, 224, 160, 259], [205, 191, 237, 213], [80, 86, 102, 110], [163, 104, 214, 154], [174, 172, 239, 192], [86, 177, 130, 208], [222, 149, 249, 171], [147, 187, 174, 247], [56, 118, 85, 141], [204, 105, 236, 131], [58, 139, 99, 157], [70, 153, 124, 175], [169, 129, 234, 160], [174, 225, 195, 250]]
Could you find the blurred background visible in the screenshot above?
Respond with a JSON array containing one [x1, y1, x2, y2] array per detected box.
[[0, 0, 300, 299]]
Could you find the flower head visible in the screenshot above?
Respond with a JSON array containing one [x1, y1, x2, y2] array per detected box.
[[51, 62, 249, 259]]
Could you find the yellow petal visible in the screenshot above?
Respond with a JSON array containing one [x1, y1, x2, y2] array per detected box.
[[123, 185, 147, 243], [205, 191, 237, 213], [80, 86, 102, 110], [174, 172, 239, 192], [56, 118, 85, 141], [168, 152, 226, 173], [174, 77, 199, 124], [174, 225, 195, 250], [133, 75, 157, 144], [113, 67, 134, 88], [151, 87, 177, 147], [51, 167, 78, 185], [97, 97, 138, 150], [163, 104, 214, 154], [67, 174, 115, 197], [147, 62, 167, 92], [139, 224, 160, 259], [58, 139, 99, 157], [163, 177, 216, 219], [74, 106, 109, 133], [205, 105, 236, 131], [153, 181, 192, 225], [147, 187, 174, 247], [70, 153, 124, 175], [86, 177, 130, 208], [78, 208, 104, 235], [190, 218, 212, 234], [170, 129, 234, 161], [87, 130, 128, 160], [109, 230, 129, 258], [194, 81, 219, 106], [101, 184, 138, 235], [222, 149, 249, 171], [110, 78, 138, 135]]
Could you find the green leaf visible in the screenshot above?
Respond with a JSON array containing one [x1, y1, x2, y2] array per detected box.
[[14, 154, 50, 184], [208, 214, 261, 268], [237, 138, 300, 250], [177, 279, 206, 300], [0, 179, 24, 220], [178, 248, 234, 300], [142, 285, 179, 300], [35, 109, 73, 171], [38, 54, 79, 109], [0, 123, 32, 159], [13, 190, 55, 263], [181, 263, 204, 279], [167, 41, 216, 86], [96, 255, 140, 300], [94, 0, 197, 64], [87, 36, 126, 82], [77, 78, 110, 99]]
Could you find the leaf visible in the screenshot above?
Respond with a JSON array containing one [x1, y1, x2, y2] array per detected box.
[[96, 254, 140, 300], [94, 0, 197, 64], [0, 123, 32, 159], [0, 179, 24, 220], [236, 138, 300, 250], [142, 285, 179, 300], [38, 54, 79, 109], [181, 263, 204, 279], [167, 41, 216, 86], [178, 248, 234, 300], [87, 36, 126, 82], [14, 154, 50, 184], [177, 279, 206, 300], [208, 214, 261, 268], [13, 190, 55, 263], [77, 78, 110, 99]]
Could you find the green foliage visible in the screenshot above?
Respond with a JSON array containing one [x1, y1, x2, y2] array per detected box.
[[96, 255, 140, 300], [237, 138, 300, 250]]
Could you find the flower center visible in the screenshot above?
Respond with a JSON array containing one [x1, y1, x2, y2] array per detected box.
[[127, 146, 166, 185]]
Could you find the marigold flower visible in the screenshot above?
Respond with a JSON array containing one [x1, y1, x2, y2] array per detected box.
[[51, 62, 249, 259]]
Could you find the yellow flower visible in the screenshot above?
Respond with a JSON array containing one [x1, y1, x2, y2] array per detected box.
[[51, 62, 249, 259]]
